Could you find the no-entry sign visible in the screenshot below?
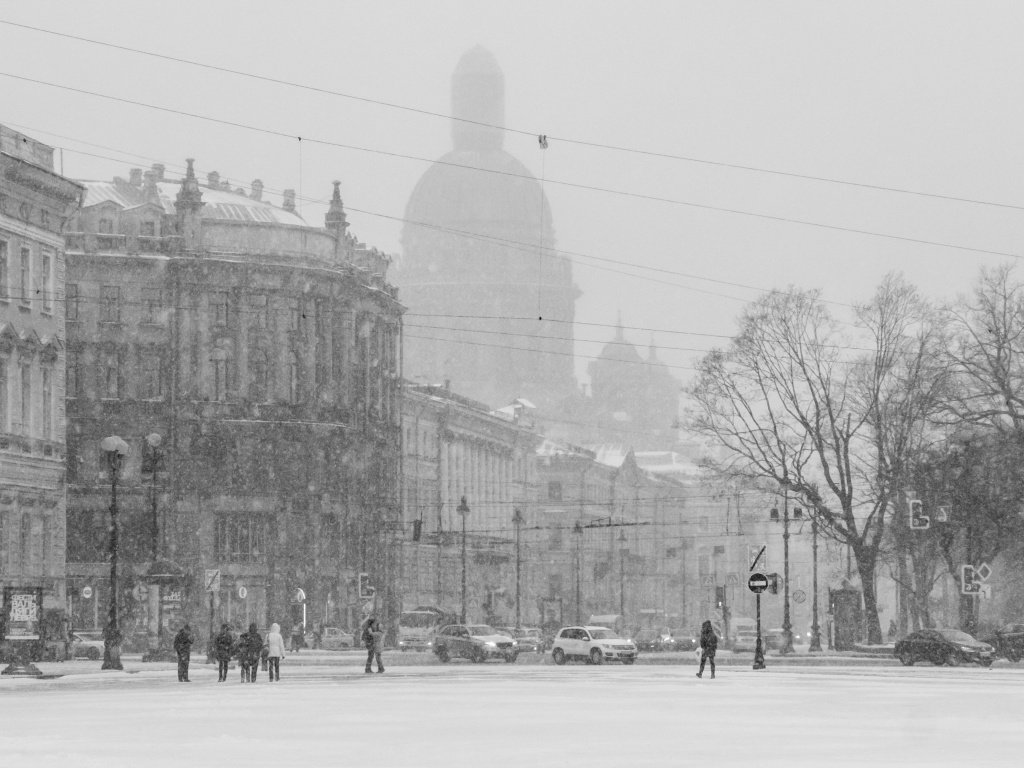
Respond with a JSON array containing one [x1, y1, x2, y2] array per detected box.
[[748, 573, 769, 593]]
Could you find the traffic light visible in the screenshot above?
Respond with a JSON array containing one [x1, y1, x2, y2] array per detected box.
[[715, 586, 726, 608], [768, 573, 780, 595], [412, 519, 422, 542], [358, 572, 375, 599], [960, 565, 980, 594], [909, 499, 929, 530]]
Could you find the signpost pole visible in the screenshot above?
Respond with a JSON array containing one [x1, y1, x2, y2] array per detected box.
[[754, 593, 765, 669]]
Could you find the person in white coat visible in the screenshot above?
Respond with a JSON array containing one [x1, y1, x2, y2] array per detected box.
[[265, 622, 287, 681]]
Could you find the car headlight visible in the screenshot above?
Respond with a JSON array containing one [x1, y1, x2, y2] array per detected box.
[[485, 641, 496, 647], [959, 645, 975, 652]]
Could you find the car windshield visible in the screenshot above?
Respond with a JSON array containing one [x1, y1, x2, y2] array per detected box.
[[938, 629, 976, 643], [400, 612, 438, 627], [468, 625, 496, 637], [589, 629, 616, 640]]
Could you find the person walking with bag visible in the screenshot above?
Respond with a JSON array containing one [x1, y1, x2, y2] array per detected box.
[[173, 623, 195, 682], [214, 623, 234, 682], [363, 617, 385, 673], [696, 619, 717, 679], [265, 622, 286, 682]]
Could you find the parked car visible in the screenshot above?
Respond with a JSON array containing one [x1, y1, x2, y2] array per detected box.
[[979, 623, 1024, 662], [670, 628, 698, 652], [633, 629, 662, 652], [764, 628, 787, 651], [733, 630, 760, 653], [433, 624, 518, 663], [895, 628, 994, 667], [319, 627, 355, 650], [70, 631, 105, 660], [497, 627, 544, 654], [551, 626, 637, 665]]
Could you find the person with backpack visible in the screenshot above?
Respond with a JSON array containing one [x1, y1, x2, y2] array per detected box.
[[213, 623, 235, 682], [363, 617, 385, 673], [696, 619, 718, 679], [173, 623, 195, 682]]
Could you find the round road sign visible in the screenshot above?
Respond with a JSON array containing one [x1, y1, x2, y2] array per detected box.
[[237, 585, 248, 599], [748, 573, 769, 593], [81, 585, 93, 599]]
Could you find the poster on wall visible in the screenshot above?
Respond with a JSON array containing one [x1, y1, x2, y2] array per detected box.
[[3, 587, 44, 641]]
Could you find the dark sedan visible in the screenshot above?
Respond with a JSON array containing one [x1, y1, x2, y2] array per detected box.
[[979, 623, 1024, 662], [895, 628, 994, 667]]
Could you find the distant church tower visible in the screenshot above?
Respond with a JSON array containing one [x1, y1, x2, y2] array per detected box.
[[396, 47, 578, 410]]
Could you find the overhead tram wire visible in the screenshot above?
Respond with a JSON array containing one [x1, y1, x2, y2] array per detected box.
[[3, 17, 1023, 213], [3, 72, 1023, 265]]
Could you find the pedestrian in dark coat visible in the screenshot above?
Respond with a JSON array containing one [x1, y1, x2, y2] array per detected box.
[[238, 623, 262, 682], [696, 619, 717, 679], [363, 617, 385, 673], [173, 624, 195, 682], [214, 623, 235, 682]]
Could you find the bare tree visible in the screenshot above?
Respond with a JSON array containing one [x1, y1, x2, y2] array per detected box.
[[687, 276, 947, 643]]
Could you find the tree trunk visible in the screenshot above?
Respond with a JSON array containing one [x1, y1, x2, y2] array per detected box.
[[855, 551, 883, 644], [958, 593, 978, 635], [897, 552, 910, 637]]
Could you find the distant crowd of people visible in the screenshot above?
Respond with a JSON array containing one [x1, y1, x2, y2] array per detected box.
[[171, 617, 385, 683]]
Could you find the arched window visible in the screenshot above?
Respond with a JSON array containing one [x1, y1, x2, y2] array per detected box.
[[249, 348, 270, 402], [211, 339, 234, 402]]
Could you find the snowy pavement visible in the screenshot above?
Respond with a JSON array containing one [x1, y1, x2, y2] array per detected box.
[[1, 661, 1021, 767]]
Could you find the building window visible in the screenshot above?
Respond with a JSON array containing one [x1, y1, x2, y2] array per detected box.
[[140, 220, 156, 237], [40, 250, 52, 313], [212, 348, 231, 401], [140, 352, 162, 399], [249, 348, 269, 402], [288, 351, 300, 404], [141, 287, 163, 323], [250, 294, 269, 329], [98, 218, 114, 234], [20, 363, 31, 435], [210, 291, 230, 327], [547, 481, 563, 502], [287, 297, 302, 334], [214, 515, 265, 562], [19, 247, 30, 306], [66, 283, 80, 322], [100, 285, 120, 323], [41, 367, 52, 440], [102, 350, 120, 398], [66, 349, 80, 399], [0, 239, 8, 301]]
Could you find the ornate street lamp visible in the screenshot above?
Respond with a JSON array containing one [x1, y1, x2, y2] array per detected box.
[[809, 518, 823, 652], [573, 521, 584, 624], [618, 530, 628, 621], [770, 481, 795, 655], [100, 435, 130, 670], [457, 496, 470, 624], [512, 508, 524, 627]]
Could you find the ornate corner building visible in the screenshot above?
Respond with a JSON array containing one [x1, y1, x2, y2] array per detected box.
[[0, 125, 83, 624], [64, 161, 402, 645]]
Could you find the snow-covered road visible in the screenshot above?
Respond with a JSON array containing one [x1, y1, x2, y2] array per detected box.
[[1, 662, 1020, 767]]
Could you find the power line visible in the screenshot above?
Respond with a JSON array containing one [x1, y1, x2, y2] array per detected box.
[[4, 17, 1022, 213], [3, 71, 1022, 263]]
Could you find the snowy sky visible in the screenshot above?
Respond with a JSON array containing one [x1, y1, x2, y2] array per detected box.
[[3, 1, 1024, 386]]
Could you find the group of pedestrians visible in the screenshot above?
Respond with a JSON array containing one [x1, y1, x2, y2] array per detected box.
[[174, 621, 287, 683]]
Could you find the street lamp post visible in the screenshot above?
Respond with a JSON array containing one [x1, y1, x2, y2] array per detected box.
[[457, 496, 469, 624], [573, 521, 583, 624], [809, 518, 823, 652], [142, 433, 164, 663], [512, 508, 524, 628], [770, 484, 795, 655], [618, 530, 628, 621], [100, 435, 130, 670]]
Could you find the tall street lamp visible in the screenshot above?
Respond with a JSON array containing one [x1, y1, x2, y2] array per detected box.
[[100, 435, 130, 671], [573, 521, 583, 624], [512, 507, 524, 628], [809, 518, 823, 652], [457, 496, 470, 624], [770, 482, 795, 655], [618, 530, 628, 621]]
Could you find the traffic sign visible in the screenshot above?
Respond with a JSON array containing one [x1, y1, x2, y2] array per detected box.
[[975, 563, 992, 582], [237, 585, 247, 599], [81, 585, 93, 599], [792, 589, 807, 604], [132, 584, 147, 601], [748, 573, 769, 593], [204, 569, 221, 593], [701, 574, 715, 587], [727, 573, 740, 586]]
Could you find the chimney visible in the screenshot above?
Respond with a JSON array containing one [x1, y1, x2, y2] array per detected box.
[[207, 170, 220, 189], [282, 189, 296, 212], [250, 179, 264, 201], [143, 170, 159, 201], [151, 163, 165, 181], [129, 168, 143, 186]]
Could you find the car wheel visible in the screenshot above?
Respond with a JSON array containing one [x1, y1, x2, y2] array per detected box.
[[504, 653, 518, 664], [898, 650, 914, 666], [86, 647, 101, 660], [945, 651, 961, 667], [472, 648, 485, 663], [979, 658, 993, 667], [589, 647, 604, 665], [621, 657, 635, 665], [436, 647, 449, 663], [552, 648, 566, 665]]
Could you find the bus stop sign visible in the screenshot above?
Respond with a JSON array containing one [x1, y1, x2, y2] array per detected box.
[[748, 573, 769, 593]]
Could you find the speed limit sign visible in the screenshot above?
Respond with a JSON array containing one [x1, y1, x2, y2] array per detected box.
[[237, 585, 248, 599]]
